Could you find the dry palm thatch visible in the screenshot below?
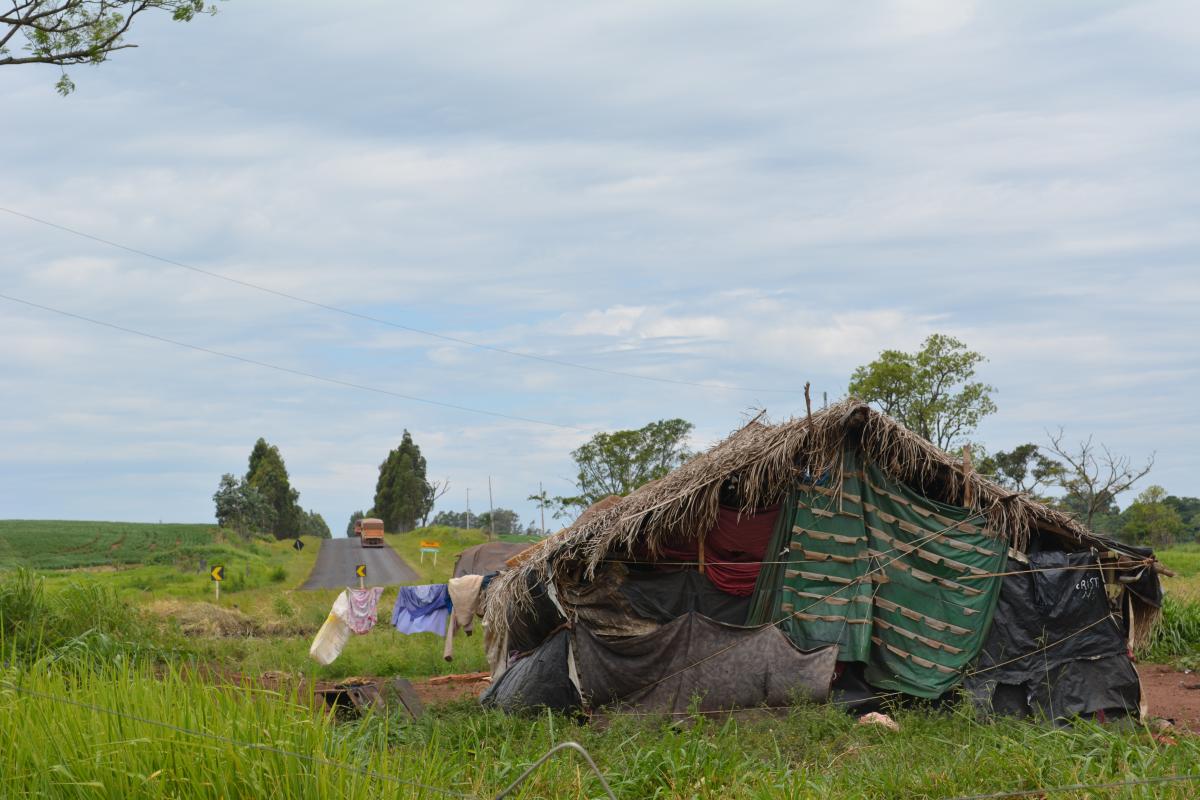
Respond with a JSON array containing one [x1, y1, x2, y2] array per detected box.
[[484, 400, 1161, 640]]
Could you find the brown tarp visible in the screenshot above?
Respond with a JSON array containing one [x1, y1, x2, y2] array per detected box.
[[556, 563, 660, 638], [453, 542, 534, 578], [573, 612, 838, 713]]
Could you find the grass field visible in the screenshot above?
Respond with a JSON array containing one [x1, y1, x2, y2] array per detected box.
[[0, 520, 220, 570], [5, 524, 1200, 798], [0, 522, 509, 681], [2, 661, 1198, 799]]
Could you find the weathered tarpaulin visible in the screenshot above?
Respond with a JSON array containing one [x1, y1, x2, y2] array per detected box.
[[750, 450, 1007, 698], [453, 541, 534, 578], [480, 630, 581, 714], [573, 612, 838, 713], [964, 551, 1140, 720]]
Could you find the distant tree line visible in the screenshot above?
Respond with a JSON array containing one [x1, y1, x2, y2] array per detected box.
[[430, 508, 525, 535], [212, 438, 330, 540]]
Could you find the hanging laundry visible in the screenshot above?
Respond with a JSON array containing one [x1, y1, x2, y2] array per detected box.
[[345, 586, 385, 634], [392, 584, 451, 636], [310, 591, 352, 665], [444, 574, 485, 661]]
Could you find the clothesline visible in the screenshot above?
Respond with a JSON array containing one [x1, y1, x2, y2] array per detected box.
[[598, 556, 1152, 582]]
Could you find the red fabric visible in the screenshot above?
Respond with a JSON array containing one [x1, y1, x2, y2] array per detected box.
[[655, 505, 781, 597]]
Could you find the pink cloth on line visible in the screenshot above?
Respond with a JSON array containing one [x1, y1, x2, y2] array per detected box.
[[344, 586, 384, 634]]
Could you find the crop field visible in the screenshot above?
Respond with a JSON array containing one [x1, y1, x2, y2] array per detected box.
[[0, 520, 219, 570]]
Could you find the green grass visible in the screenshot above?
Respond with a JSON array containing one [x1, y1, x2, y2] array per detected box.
[[3, 661, 1199, 799], [1132, 546, 1200, 668], [0, 520, 220, 570]]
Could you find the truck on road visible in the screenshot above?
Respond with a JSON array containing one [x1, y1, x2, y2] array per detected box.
[[360, 518, 385, 548]]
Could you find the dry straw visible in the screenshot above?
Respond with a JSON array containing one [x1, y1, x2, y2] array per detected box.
[[485, 400, 1160, 642]]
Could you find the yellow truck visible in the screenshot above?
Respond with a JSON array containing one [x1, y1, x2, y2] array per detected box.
[[360, 518, 385, 548]]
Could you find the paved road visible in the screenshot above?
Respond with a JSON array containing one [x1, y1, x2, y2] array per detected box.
[[300, 537, 419, 590]]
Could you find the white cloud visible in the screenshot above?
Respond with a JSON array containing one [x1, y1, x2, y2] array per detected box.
[[2, 0, 1198, 526]]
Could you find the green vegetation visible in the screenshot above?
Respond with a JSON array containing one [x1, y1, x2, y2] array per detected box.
[[373, 430, 436, 532], [1135, 545, 1200, 668], [3, 661, 1199, 799], [1, 531, 1199, 797], [849, 333, 995, 450], [0, 524, 507, 680], [0, 520, 219, 570], [555, 418, 695, 518]]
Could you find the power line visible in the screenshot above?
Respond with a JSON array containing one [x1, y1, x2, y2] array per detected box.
[[0, 292, 588, 432], [1, 206, 803, 396]]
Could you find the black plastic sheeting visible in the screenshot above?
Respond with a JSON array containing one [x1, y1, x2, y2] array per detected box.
[[964, 551, 1139, 720], [573, 612, 837, 714], [479, 630, 581, 714], [504, 570, 566, 653], [619, 568, 752, 626]]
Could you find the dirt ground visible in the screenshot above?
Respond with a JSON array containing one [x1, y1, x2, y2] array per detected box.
[[211, 663, 1200, 731], [1140, 663, 1200, 731]]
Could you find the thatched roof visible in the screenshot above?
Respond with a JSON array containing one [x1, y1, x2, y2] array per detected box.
[[485, 400, 1157, 631]]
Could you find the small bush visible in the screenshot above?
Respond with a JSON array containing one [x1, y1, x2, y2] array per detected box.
[[272, 594, 296, 619], [268, 565, 288, 583]]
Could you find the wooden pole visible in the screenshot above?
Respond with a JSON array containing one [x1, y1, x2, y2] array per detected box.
[[214, 581, 220, 604], [488, 476, 495, 541], [804, 381, 812, 420], [539, 481, 546, 536], [962, 444, 974, 507]]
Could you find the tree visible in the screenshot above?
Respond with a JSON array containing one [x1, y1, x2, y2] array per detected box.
[[1120, 486, 1186, 547], [296, 509, 331, 539], [976, 443, 1064, 500], [1162, 495, 1200, 540], [430, 510, 475, 529], [346, 510, 366, 538], [244, 438, 302, 540], [373, 430, 432, 533], [1, 1, 216, 95], [474, 508, 520, 536], [555, 419, 694, 518], [212, 473, 274, 539], [527, 486, 553, 534], [421, 478, 451, 528], [1045, 429, 1154, 531], [848, 334, 996, 450]]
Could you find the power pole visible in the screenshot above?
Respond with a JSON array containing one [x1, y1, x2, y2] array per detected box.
[[539, 481, 546, 536], [465, 488, 472, 530], [488, 476, 496, 541]]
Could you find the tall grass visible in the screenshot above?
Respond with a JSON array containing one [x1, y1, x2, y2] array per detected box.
[[0, 568, 176, 665], [3, 663, 1199, 799], [1138, 594, 1200, 667]]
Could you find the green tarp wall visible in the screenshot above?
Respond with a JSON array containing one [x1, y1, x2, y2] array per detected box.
[[749, 449, 1007, 698]]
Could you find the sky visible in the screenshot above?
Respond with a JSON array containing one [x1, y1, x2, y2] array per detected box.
[[2, 1, 1198, 534]]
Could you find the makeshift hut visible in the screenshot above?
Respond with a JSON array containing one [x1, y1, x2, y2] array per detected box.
[[480, 401, 1165, 720]]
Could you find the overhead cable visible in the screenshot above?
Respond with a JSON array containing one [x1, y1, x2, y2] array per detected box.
[[0, 292, 588, 432], [1, 206, 803, 395]]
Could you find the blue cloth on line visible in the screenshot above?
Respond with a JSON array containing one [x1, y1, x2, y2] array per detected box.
[[392, 584, 452, 636]]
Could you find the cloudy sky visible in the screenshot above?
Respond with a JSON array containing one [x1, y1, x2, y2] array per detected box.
[[2, 1, 1197, 532]]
